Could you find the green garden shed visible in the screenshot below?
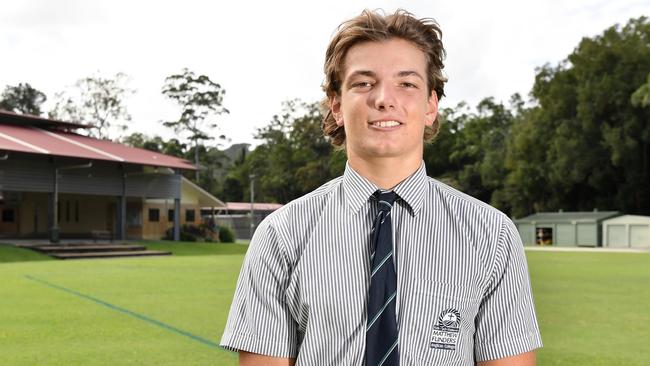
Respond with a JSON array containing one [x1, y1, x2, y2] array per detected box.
[[514, 211, 620, 247], [602, 215, 650, 249]]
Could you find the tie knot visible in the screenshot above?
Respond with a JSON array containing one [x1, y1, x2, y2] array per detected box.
[[374, 190, 397, 212]]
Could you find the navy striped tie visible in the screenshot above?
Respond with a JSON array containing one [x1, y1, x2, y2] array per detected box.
[[366, 190, 399, 366]]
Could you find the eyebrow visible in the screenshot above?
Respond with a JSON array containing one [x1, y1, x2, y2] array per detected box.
[[396, 70, 425, 80], [346, 70, 377, 80], [346, 70, 425, 81]]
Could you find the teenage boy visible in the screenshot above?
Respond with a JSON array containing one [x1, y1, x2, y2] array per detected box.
[[221, 9, 542, 366]]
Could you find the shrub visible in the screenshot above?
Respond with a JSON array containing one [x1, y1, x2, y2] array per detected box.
[[164, 225, 204, 242], [219, 226, 236, 243], [164, 223, 235, 243]]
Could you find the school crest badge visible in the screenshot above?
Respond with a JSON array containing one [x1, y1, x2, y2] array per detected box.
[[429, 308, 461, 350]]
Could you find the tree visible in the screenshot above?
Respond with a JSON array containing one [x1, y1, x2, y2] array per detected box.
[[224, 100, 344, 203], [423, 98, 515, 211], [631, 72, 650, 107], [503, 16, 650, 216], [188, 144, 230, 197], [121, 132, 187, 157], [162, 68, 229, 181], [0, 83, 47, 115], [220, 146, 249, 202], [49, 72, 133, 139], [455, 98, 513, 204]]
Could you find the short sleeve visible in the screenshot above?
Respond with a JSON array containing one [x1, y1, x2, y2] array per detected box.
[[474, 217, 543, 361], [219, 219, 298, 358]]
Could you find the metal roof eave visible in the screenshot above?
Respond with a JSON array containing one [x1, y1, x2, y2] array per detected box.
[[182, 176, 226, 208]]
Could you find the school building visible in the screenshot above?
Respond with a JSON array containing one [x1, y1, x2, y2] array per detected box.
[[0, 110, 224, 242]]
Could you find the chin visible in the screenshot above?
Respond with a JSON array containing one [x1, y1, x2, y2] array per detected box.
[[363, 146, 406, 159]]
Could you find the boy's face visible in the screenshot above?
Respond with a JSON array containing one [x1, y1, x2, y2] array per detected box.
[[331, 38, 438, 164]]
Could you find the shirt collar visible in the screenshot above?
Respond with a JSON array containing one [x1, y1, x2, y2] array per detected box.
[[342, 161, 428, 217], [392, 161, 428, 217]]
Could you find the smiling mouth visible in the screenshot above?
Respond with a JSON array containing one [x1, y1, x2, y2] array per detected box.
[[370, 120, 402, 128]]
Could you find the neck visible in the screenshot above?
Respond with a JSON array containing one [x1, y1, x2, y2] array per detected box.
[[348, 155, 422, 190]]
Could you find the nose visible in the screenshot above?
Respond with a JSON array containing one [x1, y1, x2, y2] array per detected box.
[[372, 82, 396, 111]]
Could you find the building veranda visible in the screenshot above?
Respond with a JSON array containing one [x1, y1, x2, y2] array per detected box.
[[0, 110, 219, 242]]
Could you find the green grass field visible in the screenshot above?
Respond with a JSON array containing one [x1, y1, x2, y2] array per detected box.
[[527, 250, 650, 366], [0, 243, 247, 366], [0, 243, 648, 365]]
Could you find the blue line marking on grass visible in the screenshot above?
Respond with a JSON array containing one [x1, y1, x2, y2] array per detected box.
[[24, 274, 236, 358]]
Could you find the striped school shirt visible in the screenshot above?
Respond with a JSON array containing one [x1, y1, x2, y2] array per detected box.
[[220, 161, 542, 365]]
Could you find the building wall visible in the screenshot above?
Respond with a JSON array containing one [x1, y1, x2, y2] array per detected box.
[[56, 194, 113, 235], [603, 221, 650, 249], [1, 153, 182, 199], [1, 192, 116, 238], [1, 152, 189, 240], [0, 210, 19, 236], [1, 193, 207, 240], [26, 193, 112, 237], [0, 196, 20, 237], [515, 221, 601, 247], [141, 200, 201, 240], [16, 192, 47, 236], [603, 215, 650, 249]]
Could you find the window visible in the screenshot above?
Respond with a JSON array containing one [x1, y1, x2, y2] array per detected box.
[[2, 209, 15, 222], [66, 201, 70, 222], [185, 209, 195, 222], [168, 209, 175, 222], [148, 208, 160, 222], [75, 201, 80, 222]]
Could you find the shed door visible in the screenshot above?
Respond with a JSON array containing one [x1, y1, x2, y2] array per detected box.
[[556, 224, 575, 246], [607, 225, 627, 248], [576, 223, 597, 246], [630, 224, 650, 249]]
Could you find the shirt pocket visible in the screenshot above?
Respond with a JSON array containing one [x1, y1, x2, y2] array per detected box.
[[403, 281, 480, 366]]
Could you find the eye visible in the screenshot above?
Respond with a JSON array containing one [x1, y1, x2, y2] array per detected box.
[[352, 81, 373, 88], [401, 82, 418, 88]]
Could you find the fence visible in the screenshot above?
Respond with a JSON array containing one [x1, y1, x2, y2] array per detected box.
[[210, 214, 266, 240]]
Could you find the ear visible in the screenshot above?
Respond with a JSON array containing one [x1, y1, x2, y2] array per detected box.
[[330, 95, 344, 126], [425, 90, 439, 127]]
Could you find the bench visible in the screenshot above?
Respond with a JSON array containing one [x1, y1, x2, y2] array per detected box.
[[91, 229, 113, 242]]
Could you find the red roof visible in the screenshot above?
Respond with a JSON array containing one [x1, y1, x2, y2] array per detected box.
[[0, 123, 196, 170], [226, 202, 283, 211]]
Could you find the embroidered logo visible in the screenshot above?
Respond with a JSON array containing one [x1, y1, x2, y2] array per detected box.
[[430, 308, 461, 350]]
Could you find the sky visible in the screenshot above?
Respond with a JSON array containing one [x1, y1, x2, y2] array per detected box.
[[1, 0, 649, 147]]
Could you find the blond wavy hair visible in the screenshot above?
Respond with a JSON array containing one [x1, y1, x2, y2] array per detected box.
[[321, 9, 447, 147]]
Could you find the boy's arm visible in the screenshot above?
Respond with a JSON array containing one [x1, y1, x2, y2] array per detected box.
[[239, 351, 296, 366]]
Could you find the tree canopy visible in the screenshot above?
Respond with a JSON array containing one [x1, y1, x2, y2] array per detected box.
[[499, 16, 650, 216], [162, 68, 229, 180], [223, 100, 345, 203], [0, 83, 47, 115], [49, 72, 133, 139]]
